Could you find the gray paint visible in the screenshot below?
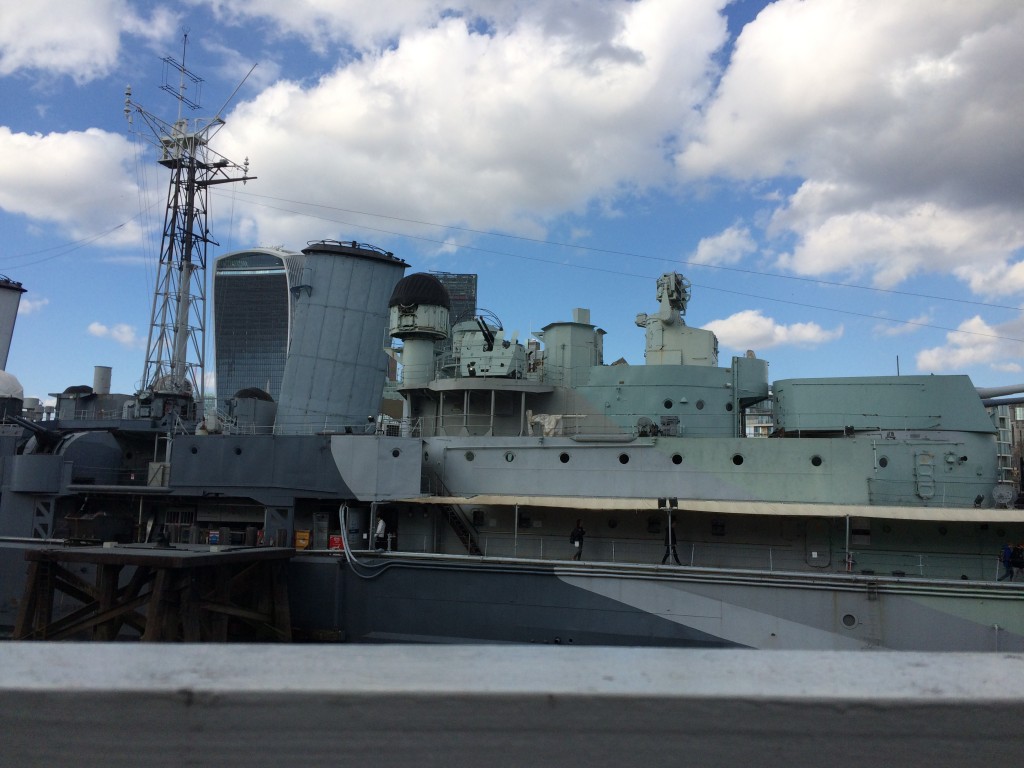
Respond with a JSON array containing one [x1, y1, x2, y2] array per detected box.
[[284, 553, 1024, 651], [275, 242, 407, 432]]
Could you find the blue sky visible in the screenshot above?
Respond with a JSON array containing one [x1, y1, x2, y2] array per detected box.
[[1, 0, 1022, 403]]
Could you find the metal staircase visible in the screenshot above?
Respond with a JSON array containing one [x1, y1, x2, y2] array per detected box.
[[442, 504, 483, 556]]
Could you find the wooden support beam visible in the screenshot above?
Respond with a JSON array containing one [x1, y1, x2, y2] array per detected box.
[[15, 544, 295, 642]]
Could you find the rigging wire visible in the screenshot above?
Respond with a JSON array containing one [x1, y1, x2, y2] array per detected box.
[[208, 191, 1024, 345], [220, 189, 1024, 313], [4, 187, 1023, 345]]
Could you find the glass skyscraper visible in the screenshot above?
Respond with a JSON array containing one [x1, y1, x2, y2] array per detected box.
[[212, 248, 304, 414]]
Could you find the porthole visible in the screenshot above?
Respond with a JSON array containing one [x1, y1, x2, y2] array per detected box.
[[190, 446, 198, 455], [725, 402, 734, 412], [842, 613, 857, 628], [811, 455, 822, 467], [465, 451, 475, 461], [391, 448, 401, 458], [559, 452, 570, 464], [663, 399, 673, 409], [234, 447, 242, 456], [608, 518, 618, 529], [618, 454, 630, 465], [696, 400, 705, 410], [878, 456, 889, 468], [505, 451, 515, 463], [732, 454, 744, 466], [671, 454, 683, 465]]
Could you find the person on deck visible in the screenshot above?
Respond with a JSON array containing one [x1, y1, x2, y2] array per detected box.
[[1012, 543, 1024, 579], [999, 543, 1014, 581], [374, 516, 387, 550], [570, 520, 585, 561]]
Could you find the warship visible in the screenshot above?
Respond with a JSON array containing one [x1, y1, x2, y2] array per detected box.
[[3, 258, 1024, 649], [2, 46, 1024, 649]]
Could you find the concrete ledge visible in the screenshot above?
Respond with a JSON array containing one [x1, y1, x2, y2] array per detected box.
[[3, 645, 1024, 767]]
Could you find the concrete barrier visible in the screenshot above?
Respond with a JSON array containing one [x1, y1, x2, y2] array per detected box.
[[2, 645, 1023, 767]]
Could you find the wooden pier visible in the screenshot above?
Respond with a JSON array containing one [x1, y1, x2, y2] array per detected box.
[[13, 543, 294, 642]]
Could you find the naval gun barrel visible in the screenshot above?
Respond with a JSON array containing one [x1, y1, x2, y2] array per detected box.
[[976, 383, 1024, 400], [976, 383, 1024, 408]]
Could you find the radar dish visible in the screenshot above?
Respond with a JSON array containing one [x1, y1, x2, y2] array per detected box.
[[993, 485, 1014, 507]]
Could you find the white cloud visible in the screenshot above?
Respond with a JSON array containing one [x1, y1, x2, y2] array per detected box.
[[202, 0, 683, 57], [0, 127, 146, 245], [993, 362, 1023, 374], [952, 260, 1024, 298], [213, 1, 727, 246], [17, 296, 49, 315], [916, 315, 1024, 373], [875, 312, 933, 337], [0, 1, 177, 82], [678, 0, 1024, 293], [88, 321, 143, 348], [772, 198, 1024, 288], [690, 224, 756, 265], [703, 309, 843, 352]]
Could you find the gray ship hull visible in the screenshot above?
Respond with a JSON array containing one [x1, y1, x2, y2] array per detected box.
[[287, 552, 1024, 651]]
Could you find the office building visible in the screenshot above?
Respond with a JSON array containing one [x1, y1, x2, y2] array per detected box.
[[212, 248, 304, 414]]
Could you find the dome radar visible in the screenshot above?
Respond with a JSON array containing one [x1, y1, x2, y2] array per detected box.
[[388, 273, 452, 389]]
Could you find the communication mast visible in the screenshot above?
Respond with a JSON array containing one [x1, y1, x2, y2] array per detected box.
[[124, 33, 253, 416]]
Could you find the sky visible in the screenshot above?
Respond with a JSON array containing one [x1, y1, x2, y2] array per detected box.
[[1, 0, 1023, 404]]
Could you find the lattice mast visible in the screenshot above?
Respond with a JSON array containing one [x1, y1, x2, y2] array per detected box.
[[124, 34, 253, 404]]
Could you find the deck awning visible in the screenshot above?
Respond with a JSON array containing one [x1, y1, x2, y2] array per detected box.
[[401, 494, 1024, 523]]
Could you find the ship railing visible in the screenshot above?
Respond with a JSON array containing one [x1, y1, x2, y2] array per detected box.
[[381, 533, 813, 571], [218, 419, 397, 436], [847, 549, 1001, 582], [375, 532, 1002, 580], [70, 409, 126, 420], [419, 413, 641, 439], [418, 411, 738, 438]]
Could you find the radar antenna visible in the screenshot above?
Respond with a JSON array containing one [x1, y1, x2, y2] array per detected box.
[[124, 33, 256, 411]]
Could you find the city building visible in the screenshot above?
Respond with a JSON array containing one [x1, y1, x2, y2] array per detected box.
[[431, 272, 477, 325], [212, 248, 304, 415]]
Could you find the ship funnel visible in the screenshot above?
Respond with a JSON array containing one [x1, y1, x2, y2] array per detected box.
[[93, 366, 112, 396], [274, 241, 408, 433], [0, 276, 26, 369]]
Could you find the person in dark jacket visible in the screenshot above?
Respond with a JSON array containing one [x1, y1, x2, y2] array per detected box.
[[570, 520, 585, 561], [999, 543, 1014, 581], [662, 520, 681, 565], [1011, 543, 1024, 579]]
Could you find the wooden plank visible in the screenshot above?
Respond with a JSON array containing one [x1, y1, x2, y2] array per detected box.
[[36, 560, 56, 639], [15, 546, 296, 643], [142, 569, 169, 642], [12, 561, 41, 640], [24, 545, 295, 569], [180, 576, 202, 642], [94, 564, 122, 641], [45, 593, 152, 641]]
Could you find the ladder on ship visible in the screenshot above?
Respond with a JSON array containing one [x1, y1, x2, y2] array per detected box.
[[422, 473, 482, 555], [441, 504, 483, 556]]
